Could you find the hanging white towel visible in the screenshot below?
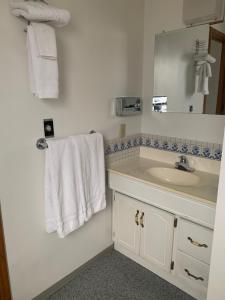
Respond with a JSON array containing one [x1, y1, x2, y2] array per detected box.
[[32, 22, 57, 59], [10, 1, 71, 28], [69, 133, 106, 223], [45, 133, 106, 238], [45, 138, 86, 238], [27, 22, 59, 99], [194, 52, 216, 96], [195, 61, 212, 95]]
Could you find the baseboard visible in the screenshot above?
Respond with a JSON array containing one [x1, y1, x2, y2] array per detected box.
[[33, 244, 114, 300]]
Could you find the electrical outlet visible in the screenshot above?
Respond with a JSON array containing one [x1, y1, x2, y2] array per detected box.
[[44, 119, 54, 138]]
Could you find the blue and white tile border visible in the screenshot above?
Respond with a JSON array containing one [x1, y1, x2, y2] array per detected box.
[[105, 134, 142, 156], [105, 133, 222, 161]]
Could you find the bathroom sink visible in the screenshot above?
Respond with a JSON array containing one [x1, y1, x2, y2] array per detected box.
[[147, 167, 200, 186]]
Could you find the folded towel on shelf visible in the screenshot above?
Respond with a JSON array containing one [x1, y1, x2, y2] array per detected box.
[[27, 22, 59, 99], [10, 0, 71, 28], [45, 133, 106, 238]]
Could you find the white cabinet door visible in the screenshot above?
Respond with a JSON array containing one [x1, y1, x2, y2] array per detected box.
[[140, 204, 175, 272], [114, 192, 141, 255]]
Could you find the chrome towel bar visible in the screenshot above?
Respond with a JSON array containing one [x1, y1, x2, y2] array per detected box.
[[36, 130, 96, 150]]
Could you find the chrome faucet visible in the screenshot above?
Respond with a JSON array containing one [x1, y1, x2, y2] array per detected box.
[[175, 156, 195, 172]]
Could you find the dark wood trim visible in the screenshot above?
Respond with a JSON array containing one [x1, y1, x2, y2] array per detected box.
[[204, 26, 225, 114], [216, 43, 225, 114], [0, 209, 12, 300], [209, 27, 225, 44]]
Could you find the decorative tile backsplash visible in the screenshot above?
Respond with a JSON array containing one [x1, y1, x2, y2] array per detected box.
[[105, 134, 142, 155], [105, 147, 140, 166], [105, 133, 222, 161], [105, 134, 141, 166]]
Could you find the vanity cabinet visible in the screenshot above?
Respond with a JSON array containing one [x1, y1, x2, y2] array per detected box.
[[113, 192, 175, 272], [112, 191, 214, 300]]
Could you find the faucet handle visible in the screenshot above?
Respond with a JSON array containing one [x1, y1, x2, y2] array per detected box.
[[176, 155, 195, 172], [179, 155, 187, 164]]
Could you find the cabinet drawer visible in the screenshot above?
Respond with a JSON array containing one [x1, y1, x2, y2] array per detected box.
[[176, 251, 209, 288], [178, 219, 213, 264]]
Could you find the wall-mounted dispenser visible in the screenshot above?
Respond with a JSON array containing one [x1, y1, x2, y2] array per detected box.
[[113, 97, 142, 117], [183, 0, 225, 26]]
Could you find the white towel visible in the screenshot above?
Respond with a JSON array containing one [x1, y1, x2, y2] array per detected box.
[[32, 22, 57, 59], [10, 1, 71, 28], [45, 133, 106, 238], [27, 23, 59, 99], [195, 55, 215, 96], [69, 133, 106, 223], [45, 138, 86, 238], [194, 54, 216, 64], [195, 62, 212, 95]]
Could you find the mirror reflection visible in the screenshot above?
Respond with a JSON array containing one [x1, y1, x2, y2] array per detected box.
[[153, 22, 225, 114]]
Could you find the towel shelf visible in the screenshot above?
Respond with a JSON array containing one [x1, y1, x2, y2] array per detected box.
[[36, 130, 96, 150], [25, 0, 48, 4]]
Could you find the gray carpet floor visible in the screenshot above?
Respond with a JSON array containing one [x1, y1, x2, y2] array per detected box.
[[49, 250, 195, 300]]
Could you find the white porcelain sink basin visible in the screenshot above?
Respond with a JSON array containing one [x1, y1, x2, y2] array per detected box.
[[147, 167, 200, 187]]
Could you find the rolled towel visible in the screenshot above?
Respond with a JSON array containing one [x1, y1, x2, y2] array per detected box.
[[194, 54, 216, 64], [10, 0, 71, 28], [206, 54, 216, 64]]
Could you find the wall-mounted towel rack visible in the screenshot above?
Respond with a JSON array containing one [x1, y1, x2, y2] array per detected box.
[[22, 17, 48, 33], [20, 0, 49, 32], [25, 0, 48, 4], [194, 39, 207, 56], [36, 131, 97, 150]]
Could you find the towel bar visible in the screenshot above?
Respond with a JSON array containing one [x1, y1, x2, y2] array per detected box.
[[36, 138, 48, 150], [25, 0, 48, 4], [36, 130, 96, 150]]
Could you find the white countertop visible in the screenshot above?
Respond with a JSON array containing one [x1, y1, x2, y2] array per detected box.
[[108, 157, 219, 206]]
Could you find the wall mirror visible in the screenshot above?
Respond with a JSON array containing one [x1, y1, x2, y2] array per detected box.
[[153, 22, 225, 114]]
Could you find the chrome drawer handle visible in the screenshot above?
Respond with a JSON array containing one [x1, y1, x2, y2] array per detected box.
[[135, 210, 139, 226], [185, 269, 204, 281], [188, 237, 208, 248]]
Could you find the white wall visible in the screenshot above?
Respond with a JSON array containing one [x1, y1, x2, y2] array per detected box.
[[0, 0, 144, 299], [142, 0, 225, 144], [207, 129, 225, 300]]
